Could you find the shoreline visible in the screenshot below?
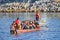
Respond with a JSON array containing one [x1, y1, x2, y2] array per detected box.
[[0, 10, 60, 13]]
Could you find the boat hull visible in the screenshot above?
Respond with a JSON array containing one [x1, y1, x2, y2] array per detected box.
[[10, 29, 40, 35]]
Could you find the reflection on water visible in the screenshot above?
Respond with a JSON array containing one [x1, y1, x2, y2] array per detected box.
[[47, 12, 60, 18], [0, 12, 60, 40]]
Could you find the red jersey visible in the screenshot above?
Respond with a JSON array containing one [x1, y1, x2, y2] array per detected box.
[[15, 20, 20, 24], [36, 14, 39, 18]]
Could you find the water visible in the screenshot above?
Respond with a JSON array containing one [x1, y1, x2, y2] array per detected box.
[[0, 12, 60, 40]]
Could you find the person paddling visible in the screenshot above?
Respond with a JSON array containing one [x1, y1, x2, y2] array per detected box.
[[10, 21, 16, 34], [15, 18, 21, 30], [15, 18, 20, 25], [35, 11, 41, 22]]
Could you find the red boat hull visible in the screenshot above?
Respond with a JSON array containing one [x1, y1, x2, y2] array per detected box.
[[10, 28, 40, 35], [17, 29, 39, 33]]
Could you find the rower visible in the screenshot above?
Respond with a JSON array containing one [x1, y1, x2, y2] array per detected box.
[[15, 18, 21, 30], [10, 21, 16, 34], [15, 18, 20, 25], [35, 11, 41, 23]]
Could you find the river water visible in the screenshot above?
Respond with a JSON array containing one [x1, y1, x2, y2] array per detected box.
[[0, 12, 60, 40]]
